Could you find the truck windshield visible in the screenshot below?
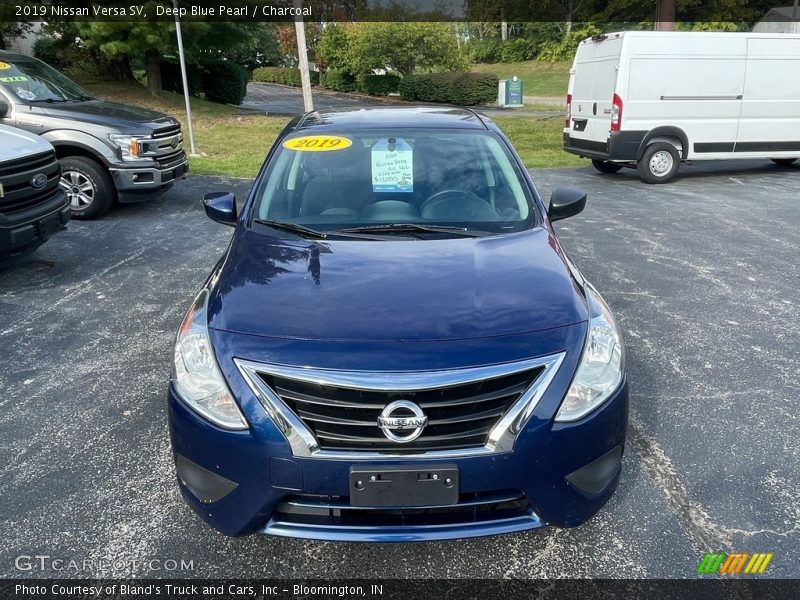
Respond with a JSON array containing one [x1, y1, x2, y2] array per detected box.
[[253, 129, 536, 236], [0, 57, 93, 102]]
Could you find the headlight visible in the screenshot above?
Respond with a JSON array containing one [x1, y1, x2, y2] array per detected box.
[[172, 289, 248, 430], [555, 284, 624, 422], [108, 134, 158, 161]]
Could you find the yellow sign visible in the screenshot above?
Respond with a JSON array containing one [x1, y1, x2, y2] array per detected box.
[[283, 135, 352, 152], [0, 62, 10, 70]]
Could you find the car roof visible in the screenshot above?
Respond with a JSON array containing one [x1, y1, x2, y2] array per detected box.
[[294, 107, 490, 131]]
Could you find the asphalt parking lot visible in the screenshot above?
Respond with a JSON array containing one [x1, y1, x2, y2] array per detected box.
[[1, 160, 798, 578]]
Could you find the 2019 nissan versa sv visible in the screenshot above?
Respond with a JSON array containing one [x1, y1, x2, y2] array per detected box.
[[168, 107, 628, 541]]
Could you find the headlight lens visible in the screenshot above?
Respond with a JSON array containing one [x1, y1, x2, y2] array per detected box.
[[555, 284, 624, 422], [108, 134, 157, 161], [172, 289, 248, 430]]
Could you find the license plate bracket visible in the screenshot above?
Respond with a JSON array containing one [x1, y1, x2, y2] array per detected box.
[[349, 464, 459, 507]]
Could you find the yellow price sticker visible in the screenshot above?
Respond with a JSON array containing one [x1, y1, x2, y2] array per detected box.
[[283, 135, 352, 152], [0, 62, 10, 70]]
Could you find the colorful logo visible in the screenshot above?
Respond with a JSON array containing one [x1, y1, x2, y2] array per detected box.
[[697, 552, 773, 574]]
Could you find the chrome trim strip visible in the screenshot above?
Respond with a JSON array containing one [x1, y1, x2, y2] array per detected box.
[[234, 353, 565, 460]]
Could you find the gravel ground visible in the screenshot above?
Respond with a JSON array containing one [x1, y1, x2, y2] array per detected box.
[[0, 159, 797, 579]]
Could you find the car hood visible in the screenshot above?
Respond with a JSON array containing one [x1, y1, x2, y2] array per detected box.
[[208, 226, 588, 342], [0, 124, 53, 161], [37, 99, 178, 134]]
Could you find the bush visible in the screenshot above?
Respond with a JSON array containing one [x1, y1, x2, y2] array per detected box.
[[202, 60, 248, 105], [500, 38, 539, 63], [466, 38, 503, 64], [321, 69, 356, 92], [251, 67, 319, 87], [161, 60, 203, 97], [399, 72, 498, 106], [537, 24, 602, 62], [356, 73, 401, 96]]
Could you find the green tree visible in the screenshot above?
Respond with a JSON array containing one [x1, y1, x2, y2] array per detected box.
[[316, 23, 351, 71], [336, 22, 468, 77]]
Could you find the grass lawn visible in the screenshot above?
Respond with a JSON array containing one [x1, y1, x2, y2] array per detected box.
[[78, 77, 583, 178], [471, 61, 571, 98]]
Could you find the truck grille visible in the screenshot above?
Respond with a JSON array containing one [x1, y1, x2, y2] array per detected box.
[[258, 366, 544, 453], [0, 150, 62, 215]]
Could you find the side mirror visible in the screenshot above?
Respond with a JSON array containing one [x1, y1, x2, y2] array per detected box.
[[0, 100, 9, 118], [203, 192, 237, 226], [548, 187, 587, 222]]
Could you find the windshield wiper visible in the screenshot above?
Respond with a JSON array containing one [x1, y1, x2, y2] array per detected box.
[[29, 98, 70, 103], [253, 219, 329, 239], [337, 223, 489, 237]]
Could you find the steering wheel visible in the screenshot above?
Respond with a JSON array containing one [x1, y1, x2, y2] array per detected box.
[[420, 189, 498, 221]]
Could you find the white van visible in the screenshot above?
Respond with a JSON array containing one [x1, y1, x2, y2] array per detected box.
[[563, 31, 800, 183]]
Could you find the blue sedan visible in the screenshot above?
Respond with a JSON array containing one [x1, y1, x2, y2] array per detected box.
[[168, 107, 628, 541]]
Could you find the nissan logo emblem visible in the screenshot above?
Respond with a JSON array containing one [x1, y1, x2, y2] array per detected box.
[[30, 173, 48, 190], [377, 400, 428, 443]]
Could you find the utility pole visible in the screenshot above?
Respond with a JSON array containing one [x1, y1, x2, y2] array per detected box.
[[172, 0, 196, 155], [294, 0, 313, 112], [655, 0, 676, 32]]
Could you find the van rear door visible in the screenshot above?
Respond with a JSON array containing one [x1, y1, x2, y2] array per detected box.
[[569, 35, 623, 146]]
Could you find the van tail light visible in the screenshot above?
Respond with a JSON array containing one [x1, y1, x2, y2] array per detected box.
[[565, 94, 572, 128], [610, 93, 623, 132]]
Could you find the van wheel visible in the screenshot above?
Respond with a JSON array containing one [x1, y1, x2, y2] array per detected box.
[[58, 156, 114, 220], [638, 143, 680, 184], [591, 159, 623, 174], [771, 158, 797, 166]]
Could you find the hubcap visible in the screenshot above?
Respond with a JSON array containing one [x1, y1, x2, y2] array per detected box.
[[59, 171, 95, 210], [649, 151, 674, 176]]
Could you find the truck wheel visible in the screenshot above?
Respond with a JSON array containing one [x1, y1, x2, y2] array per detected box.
[[771, 158, 797, 166], [591, 159, 623, 174], [638, 143, 680, 184], [58, 156, 114, 220]]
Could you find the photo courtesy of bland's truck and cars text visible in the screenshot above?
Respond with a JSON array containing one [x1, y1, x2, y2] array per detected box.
[[0, 0, 798, 598]]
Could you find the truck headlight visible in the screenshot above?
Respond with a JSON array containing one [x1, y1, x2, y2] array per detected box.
[[108, 134, 158, 161], [555, 284, 624, 422], [172, 289, 248, 430]]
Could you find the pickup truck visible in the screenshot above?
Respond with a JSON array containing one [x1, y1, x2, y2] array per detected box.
[[0, 50, 188, 219], [0, 124, 70, 259]]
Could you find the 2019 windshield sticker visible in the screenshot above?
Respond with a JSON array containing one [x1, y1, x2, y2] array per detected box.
[[1, 76, 27, 83], [371, 137, 413, 193], [283, 135, 352, 152]]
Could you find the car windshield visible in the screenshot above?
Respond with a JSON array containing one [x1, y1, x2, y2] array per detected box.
[[252, 129, 536, 237], [0, 57, 93, 102]]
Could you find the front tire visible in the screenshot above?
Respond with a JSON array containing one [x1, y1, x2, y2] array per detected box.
[[59, 156, 114, 220], [638, 142, 680, 184], [771, 158, 797, 166], [592, 159, 623, 174]]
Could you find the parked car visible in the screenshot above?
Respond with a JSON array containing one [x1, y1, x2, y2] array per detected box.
[[0, 124, 69, 260], [563, 31, 800, 183], [168, 107, 628, 540], [0, 50, 188, 219]]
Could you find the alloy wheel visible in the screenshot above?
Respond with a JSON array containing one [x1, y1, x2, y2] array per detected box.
[[59, 170, 95, 210]]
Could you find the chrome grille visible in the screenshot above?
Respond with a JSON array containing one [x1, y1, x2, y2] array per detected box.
[[263, 369, 542, 452], [236, 354, 565, 458]]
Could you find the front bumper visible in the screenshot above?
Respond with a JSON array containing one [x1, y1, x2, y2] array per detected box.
[[0, 189, 70, 257], [109, 153, 189, 202], [167, 325, 629, 541]]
